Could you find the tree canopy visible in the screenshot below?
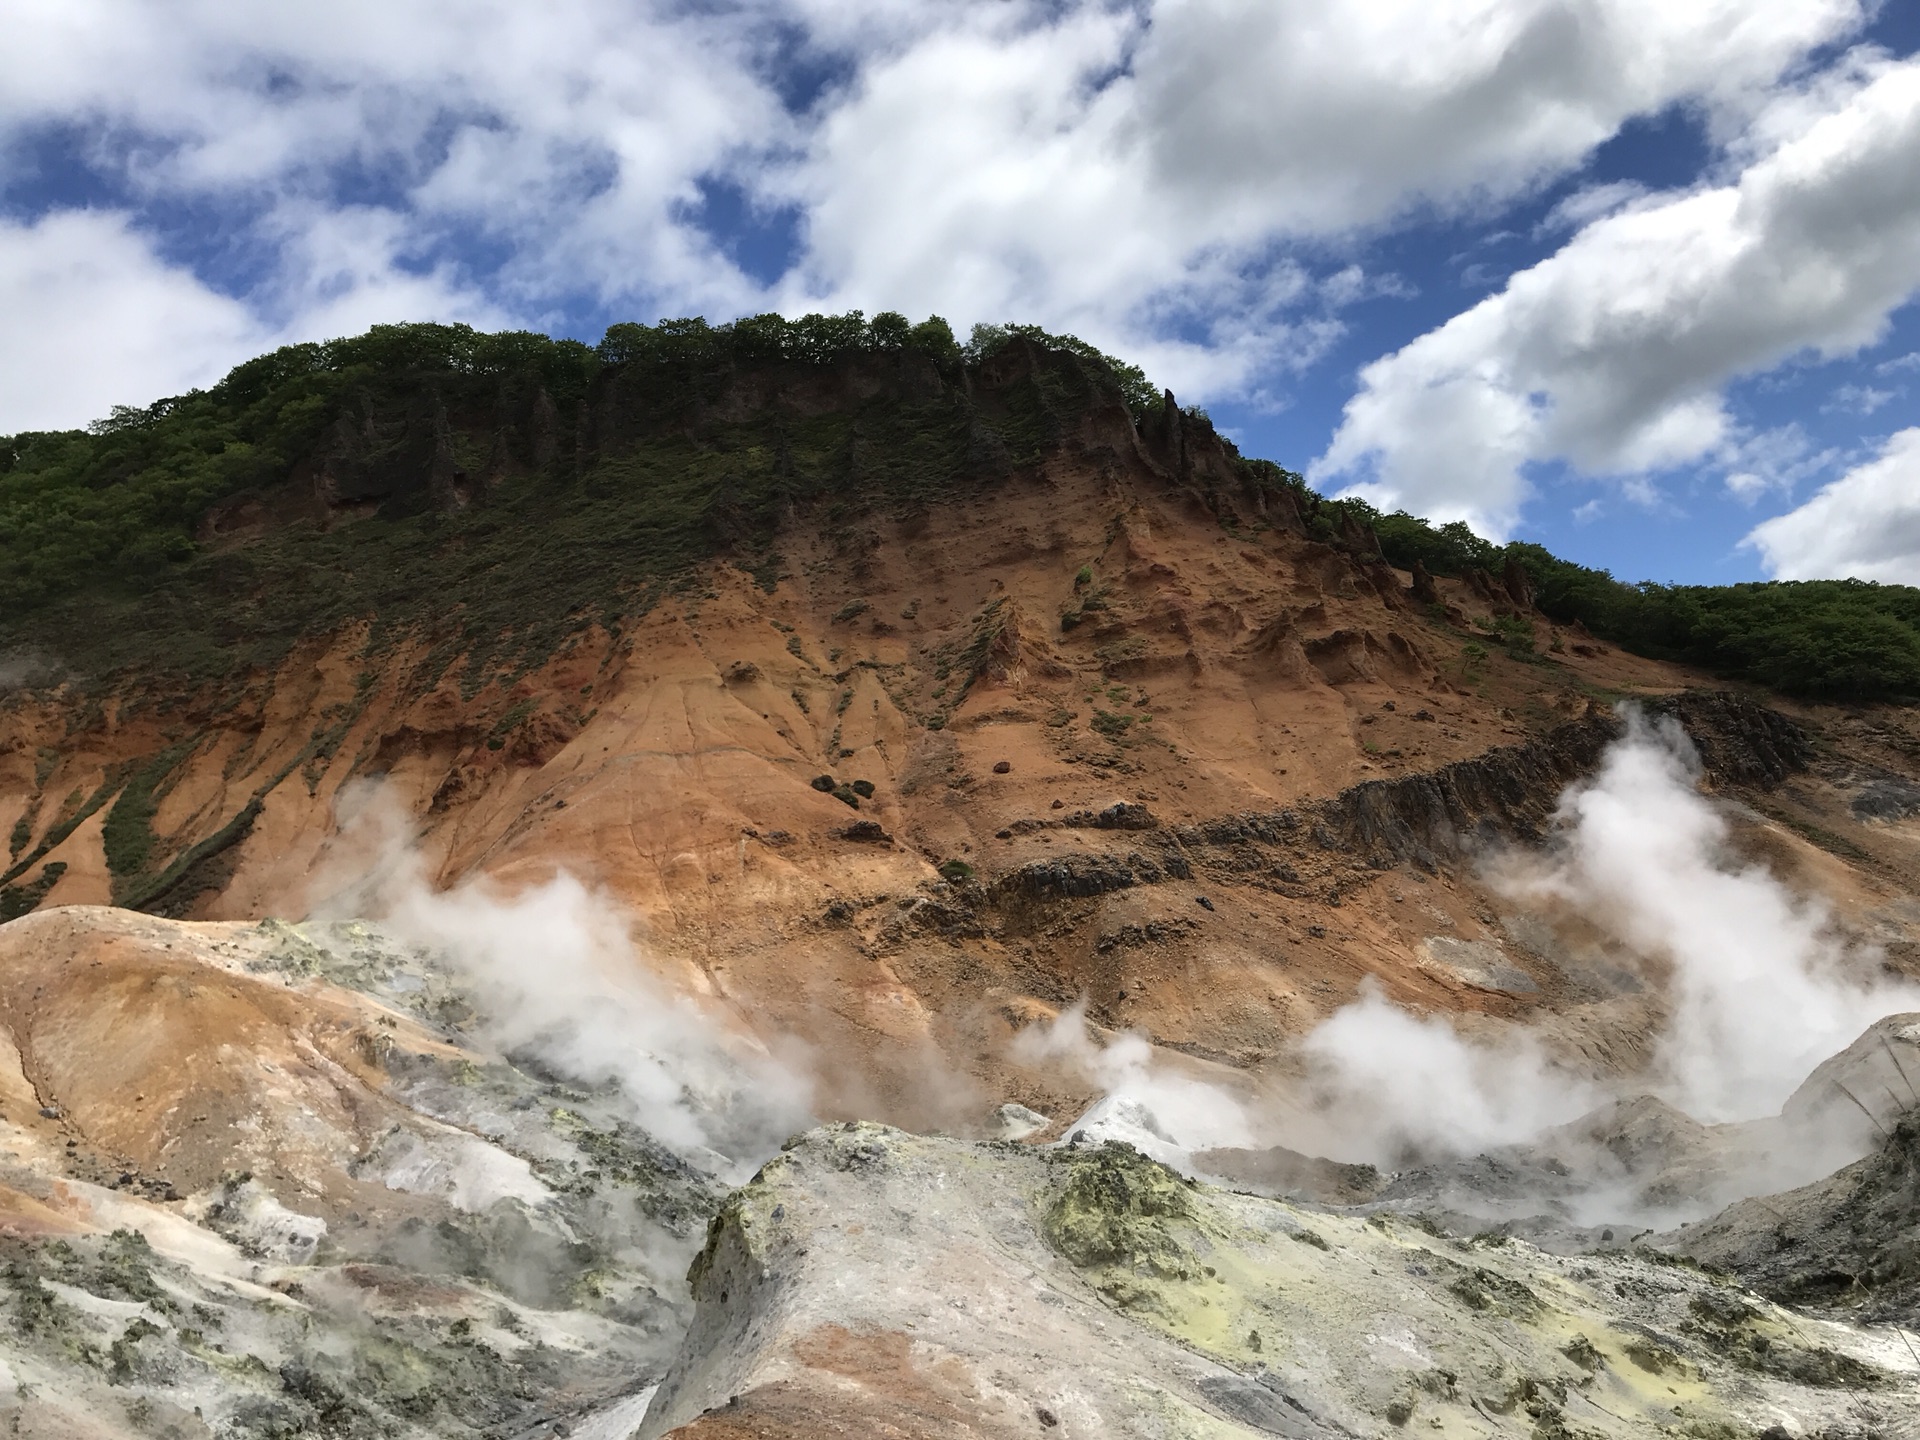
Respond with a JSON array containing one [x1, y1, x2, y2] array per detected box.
[[4, 314, 1917, 704]]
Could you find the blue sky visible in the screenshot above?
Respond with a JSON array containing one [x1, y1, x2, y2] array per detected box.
[[4, 1, 1919, 586]]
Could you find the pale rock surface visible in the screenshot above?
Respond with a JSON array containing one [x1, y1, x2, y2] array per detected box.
[[639, 1123, 1920, 1439]]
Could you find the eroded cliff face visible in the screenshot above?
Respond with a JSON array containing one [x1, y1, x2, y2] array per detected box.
[[6, 412, 1920, 1130]]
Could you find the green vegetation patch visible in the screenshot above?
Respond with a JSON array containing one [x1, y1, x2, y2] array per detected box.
[[7, 806, 32, 860], [9, 308, 1915, 709], [0, 861, 65, 923], [101, 742, 195, 899], [0, 772, 123, 892], [1, 313, 1159, 694], [1335, 498, 1920, 703]]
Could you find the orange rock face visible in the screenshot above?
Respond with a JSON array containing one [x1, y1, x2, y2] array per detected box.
[[4, 452, 1919, 1129]]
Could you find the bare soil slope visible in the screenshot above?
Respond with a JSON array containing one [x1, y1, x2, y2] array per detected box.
[[7, 434, 1920, 1124]]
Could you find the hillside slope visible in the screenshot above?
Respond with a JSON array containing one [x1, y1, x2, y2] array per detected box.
[[5, 323, 1920, 1437], [4, 328, 1920, 1131]]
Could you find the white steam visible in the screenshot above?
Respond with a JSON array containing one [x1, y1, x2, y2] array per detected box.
[[1035, 710, 1920, 1210], [1503, 709, 1919, 1122], [1011, 999, 1256, 1163], [1293, 983, 1603, 1163], [309, 786, 812, 1169], [1295, 708, 1920, 1169]]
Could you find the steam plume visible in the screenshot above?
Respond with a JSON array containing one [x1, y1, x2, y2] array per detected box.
[[1502, 708, 1917, 1122], [309, 784, 812, 1169], [1034, 710, 1920, 1216], [1012, 999, 1256, 1160], [1297, 708, 1920, 1170]]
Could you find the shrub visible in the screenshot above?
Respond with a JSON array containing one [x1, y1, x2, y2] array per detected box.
[[1336, 498, 1920, 704]]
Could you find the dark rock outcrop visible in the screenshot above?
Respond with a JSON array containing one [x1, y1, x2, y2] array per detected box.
[[1409, 559, 1441, 608], [990, 854, 1140, 904], [1501, 555, 1535, 612], [1317, 691, 1810, 871], [1667, 1111, 1920, 1328], [1064, 802, 1157, 831]]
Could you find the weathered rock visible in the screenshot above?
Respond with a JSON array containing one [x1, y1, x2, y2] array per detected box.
[[1065, 801, 1158, 831], [0, 908, 725, 1438], [989, 854, 1139, 904], [1661, 1017, 1920, 1329], [988, 1102, 1050, 1141], [1314, 690, 1811, 869], [639, 1125, 1920, 1438], [1663, 1109, 1920, 1329], [1408, 558, 1441, 608]]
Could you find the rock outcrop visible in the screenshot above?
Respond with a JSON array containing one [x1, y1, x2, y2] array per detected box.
[[1665, 1016, 1920, 1329], [639, 1124, 1920, 1438], [0, 908, 725, 1437]]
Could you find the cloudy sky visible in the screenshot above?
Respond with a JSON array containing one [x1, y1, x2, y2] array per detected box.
[[4, 1, 1918, 584]]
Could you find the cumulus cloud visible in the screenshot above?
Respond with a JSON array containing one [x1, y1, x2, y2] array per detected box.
[[0, 203, 512, 433], [0, 0, 1875, 426], [1745, 426, 1920, 583], [0, 210, 262, 433], [1313, 49, 1920, 536], [0, 0, 778, 418], [781, 0, 1864, 394], [252, 202, 513, 340]]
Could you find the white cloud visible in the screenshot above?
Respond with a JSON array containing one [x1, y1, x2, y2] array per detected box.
[[1313, 49, 1920, 536], [1719, 422, 1839, 504], [1124, 0, 1859, 233], [0, 0, 779, 407], [1535, 179, 1648, 235], [0, 197, 526, 433], [1745, 427, 1920, 583], [252, 202, 511, 339], [0, 203, 514, 434], [0, 210, 262, 434], [1822, 382, 1894, 415], [0, 0, 1877, 427], [779, 0, 1863, 394]]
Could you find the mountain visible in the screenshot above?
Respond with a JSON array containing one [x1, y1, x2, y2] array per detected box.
[[2, 318, 1919, 1435]]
